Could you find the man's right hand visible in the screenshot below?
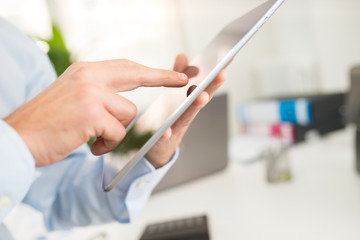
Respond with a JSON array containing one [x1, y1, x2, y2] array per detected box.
[[4, 59, 188, 167]]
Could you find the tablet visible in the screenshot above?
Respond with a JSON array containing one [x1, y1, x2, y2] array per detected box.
[[102, 0, 285, 191]]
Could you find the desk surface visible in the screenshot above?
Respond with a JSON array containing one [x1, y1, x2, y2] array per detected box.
[[9, 128, 360, 240]]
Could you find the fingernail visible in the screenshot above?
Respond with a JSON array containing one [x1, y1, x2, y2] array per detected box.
[[178, 73, 188, 82]]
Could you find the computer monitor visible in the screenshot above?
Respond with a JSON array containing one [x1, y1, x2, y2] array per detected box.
[[154, 93, 229, 192]]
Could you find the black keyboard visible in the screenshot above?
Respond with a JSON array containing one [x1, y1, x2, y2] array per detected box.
[[139, 215, 210, 240]]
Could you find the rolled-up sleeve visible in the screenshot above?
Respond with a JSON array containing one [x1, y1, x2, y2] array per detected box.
[[0, 120, 35, 222]]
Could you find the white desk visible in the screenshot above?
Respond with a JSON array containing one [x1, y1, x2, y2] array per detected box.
[[8, 128, 360, 240]]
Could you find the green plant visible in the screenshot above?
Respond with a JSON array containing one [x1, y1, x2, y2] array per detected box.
[[87, 126, 154, 155], [41, 24, 73, 76], [113, 126, 154, 155]]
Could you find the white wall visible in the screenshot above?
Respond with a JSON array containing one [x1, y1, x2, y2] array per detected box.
[[308, 0, 360, 92]]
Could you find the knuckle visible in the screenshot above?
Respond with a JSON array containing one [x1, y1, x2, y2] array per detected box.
[[120, 97, 138, 120], [121, 58, 131, 64], [160, 71, 170, 82], [71, 61, 91, 81], [117, 126, 127, 141], [124, 59, 135, 66], [106, 124, 126, 144], [158, 70, 170, 80], [70, 61, 87, 73], [128, 102, 138, 118], [166, 71, 180, 84], [136, 69, 147, 85], [71, 61, 86, 69], [119, 58, 134, 68], [182, 119, 193, 127]]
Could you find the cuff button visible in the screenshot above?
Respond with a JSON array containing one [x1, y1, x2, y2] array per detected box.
[[0, 196, 11, 210], [136, 181, 148, 188]]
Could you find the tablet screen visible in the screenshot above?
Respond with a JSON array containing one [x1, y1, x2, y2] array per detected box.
[[103, 0, 285, 191]]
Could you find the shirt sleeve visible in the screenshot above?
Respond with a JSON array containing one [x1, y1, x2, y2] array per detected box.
[[0, 18, 178, 231], [0, 120, 36, 223], [22, 145, 178, 231]]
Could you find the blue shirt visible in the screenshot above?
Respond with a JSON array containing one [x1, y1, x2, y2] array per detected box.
[[0, 18, 176, 239]]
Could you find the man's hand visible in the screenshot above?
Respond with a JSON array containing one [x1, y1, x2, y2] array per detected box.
[[145, 54, 228, 168], [4, 59, 188, 167]]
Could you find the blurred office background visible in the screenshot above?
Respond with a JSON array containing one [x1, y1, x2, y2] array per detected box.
[[3, 0, 360, 135], [1, 0, 360, 239]]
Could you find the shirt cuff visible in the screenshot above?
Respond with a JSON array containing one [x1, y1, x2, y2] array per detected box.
[[0, 120, 35, 222], [114, 147, 179, 222], [116, 148, 178, 191]]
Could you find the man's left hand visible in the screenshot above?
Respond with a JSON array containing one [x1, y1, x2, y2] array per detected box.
[[145, 54, 228, 168]]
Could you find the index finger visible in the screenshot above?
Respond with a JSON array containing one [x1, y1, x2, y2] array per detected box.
[[73, 59, 189, 92]]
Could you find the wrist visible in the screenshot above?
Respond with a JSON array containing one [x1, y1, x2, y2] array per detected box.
[[145, 154, 172, 169], [145, 147, 179, 169], [4, 117, 39, 164], [0, 119, 36, 169]]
